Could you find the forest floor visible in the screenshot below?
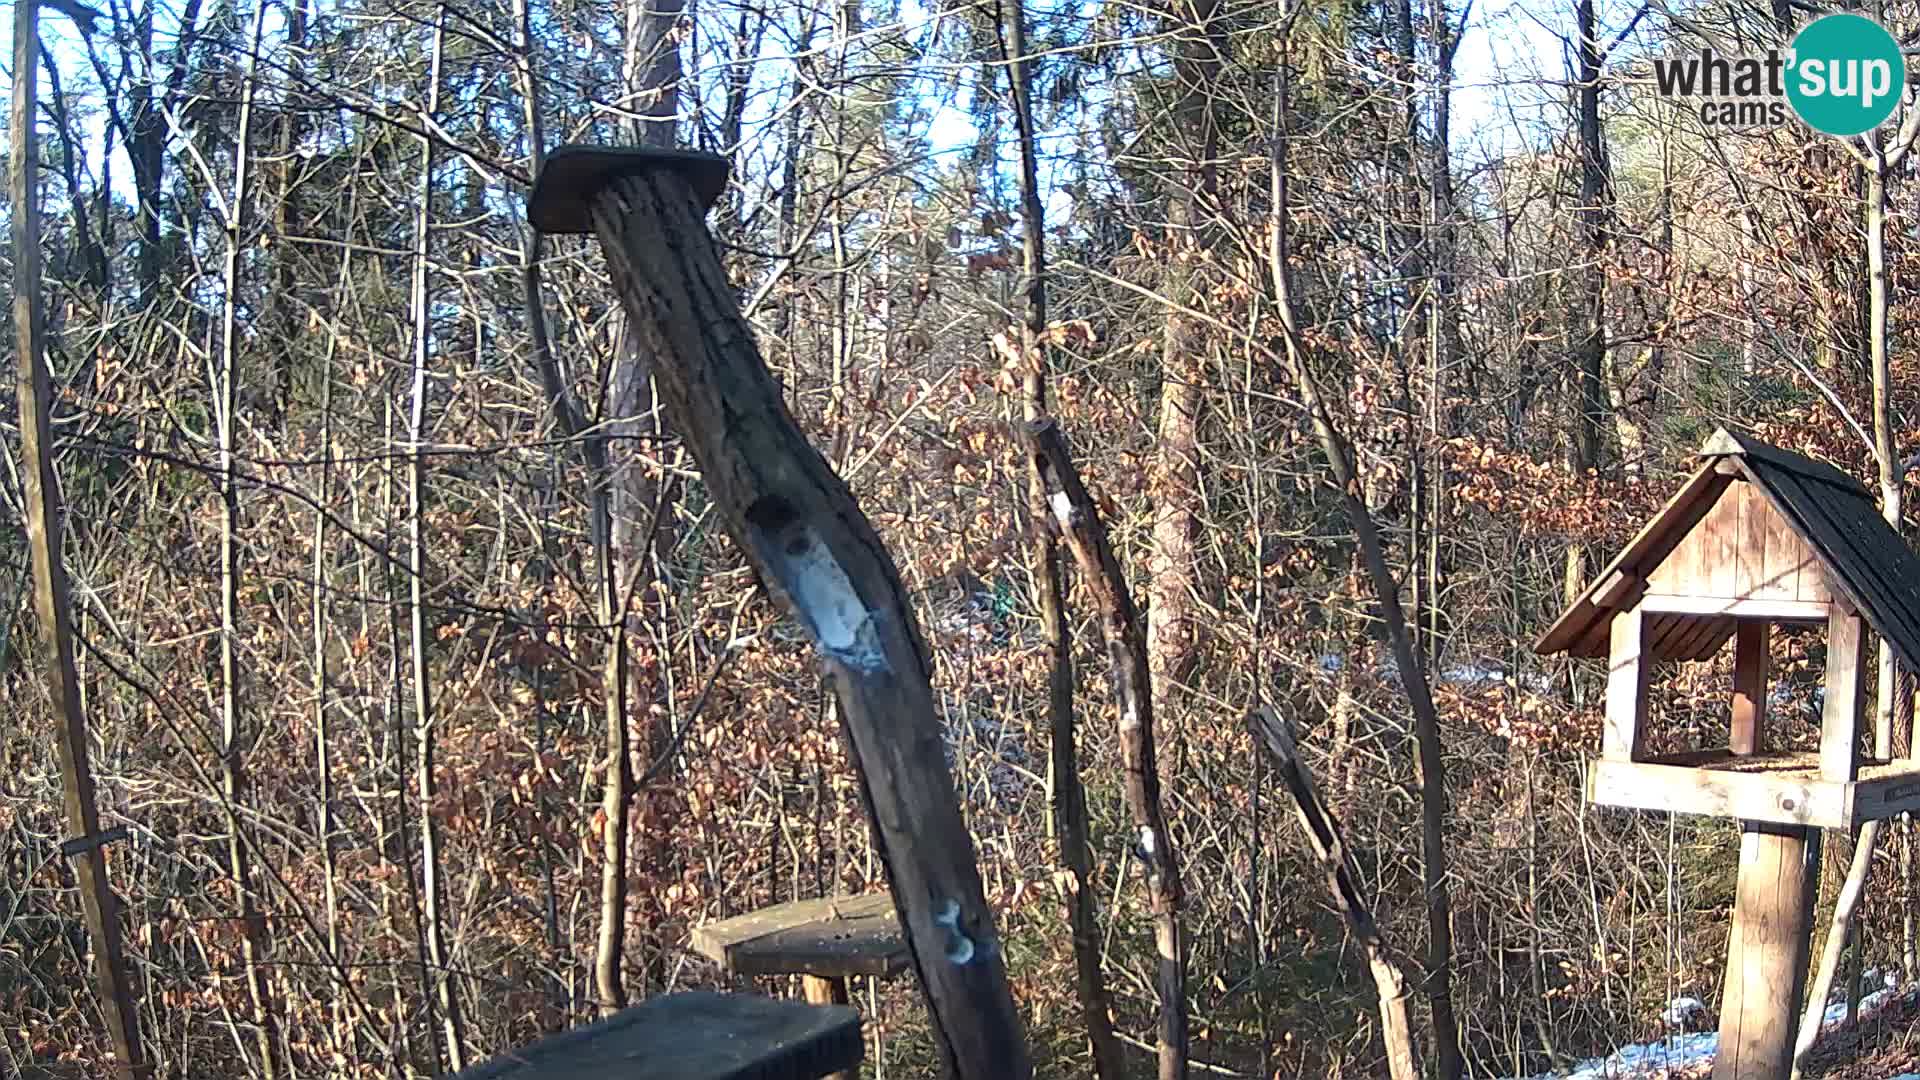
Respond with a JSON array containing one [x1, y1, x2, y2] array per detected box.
[[1805, 986, 1920, 1079], [1508, 986, 1920, 1078]]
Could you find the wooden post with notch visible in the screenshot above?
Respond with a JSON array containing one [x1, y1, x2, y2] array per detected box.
[[1715, 617, 1819, 1080], [528, 145, 1030, 1080]]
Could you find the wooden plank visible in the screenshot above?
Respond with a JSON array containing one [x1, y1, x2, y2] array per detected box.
[[1573, 616, 1614, 659], [1733, 483, 1767, 599], [1845, 767, 1920, 823], [1731, 621, 1769, 756], [1586, 759, 1848, 828], [543, 153, 1030, 1079], [692, 894, 908, 980], [1756, 486, 1802, 601], [1646, 613, 1690, 658], [1687, 622, 1739, 662], [1638, 595, 1830, 621], [454, 991, 862, 1080], [1670, 616, 1732, 662], [1822, 607, 1867, 783], [1605, 606, 1652, 761], [1667, 511, 1711, 597], [1647, 548, 1676, 594], [1593, 569, 1641, 609], [1713, 823, 1818, 1080], [1707, 485, 1741, 598]]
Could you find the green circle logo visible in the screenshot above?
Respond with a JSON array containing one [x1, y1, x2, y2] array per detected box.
[[1786, 14, 1905, 136]]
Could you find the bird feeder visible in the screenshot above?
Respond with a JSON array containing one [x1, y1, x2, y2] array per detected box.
[[1537, 427, 1920, 1079]]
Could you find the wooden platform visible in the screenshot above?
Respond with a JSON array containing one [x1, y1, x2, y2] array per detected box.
[[454, 991, 862, 1080], [692, 893, 909, 980], [1588, 750, 1920, 829]]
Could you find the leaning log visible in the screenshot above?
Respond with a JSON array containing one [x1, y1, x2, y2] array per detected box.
[[1021, 417, 1188, 1080], [527, 145, 1030, 1080], [1248, 706, 1418, 1080]]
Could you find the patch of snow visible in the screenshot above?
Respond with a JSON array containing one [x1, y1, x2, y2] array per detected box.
[[1505, 981, 1914, 1079], [1663, 995, 1709, 1030], [1509, 1030, 1720, 1079]]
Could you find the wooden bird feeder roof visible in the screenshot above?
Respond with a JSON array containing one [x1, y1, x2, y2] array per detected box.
[[1536, 427, 1920, 671]]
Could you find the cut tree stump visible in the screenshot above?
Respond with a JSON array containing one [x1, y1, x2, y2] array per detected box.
[[453, 990, 861, 1080], [527, 144, 1030, 1080]]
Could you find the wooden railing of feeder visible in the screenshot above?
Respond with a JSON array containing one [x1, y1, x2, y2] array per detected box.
[[527, 144, 1031, 1080], [1536, 426, 1920, 1080]]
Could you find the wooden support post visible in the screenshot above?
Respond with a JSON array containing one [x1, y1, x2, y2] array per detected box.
[[528, 146, 1030, 1080], [1823, 605, 1868, 781], [801, 975, 850, 1007], [1605, 605, 1651, 760], [1715, 823, 1819, 1080], [1732, 621, 1770, 756], [802, 977, 855, 1080]]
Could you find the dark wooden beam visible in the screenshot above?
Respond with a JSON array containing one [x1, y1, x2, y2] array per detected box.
[[456, 991, 861, 1080], [526, 145, 1031, 1080]]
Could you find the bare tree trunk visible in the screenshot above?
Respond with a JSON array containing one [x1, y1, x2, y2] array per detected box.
[[1250, 708, 1420, 1080], [312, 283, 346, 1060], [1267, 40, 1462, 1079], [268, 0, 308, 428], [217, 6, 279, 1071], [1565, 0, 1610, 604], [592, 0, 688, 1009], [998, 3, 1122, 1073], [12, 4, 148, 1073], [1869, 163, 1901, 755], [568, 162, 1033, 1076], [1427, 0, 1464, 663], [1789, 100, 1920, 1080], [1024, 420, 1188, 1080], [1794, 819, 1882, 1077], [408, 9, 465, 1066], [1148, 0, 1222, 716]]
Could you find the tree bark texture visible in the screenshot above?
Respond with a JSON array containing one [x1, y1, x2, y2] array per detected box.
[[579, 163, 1032, 1080], [1024, 418, 1189, 1080]]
